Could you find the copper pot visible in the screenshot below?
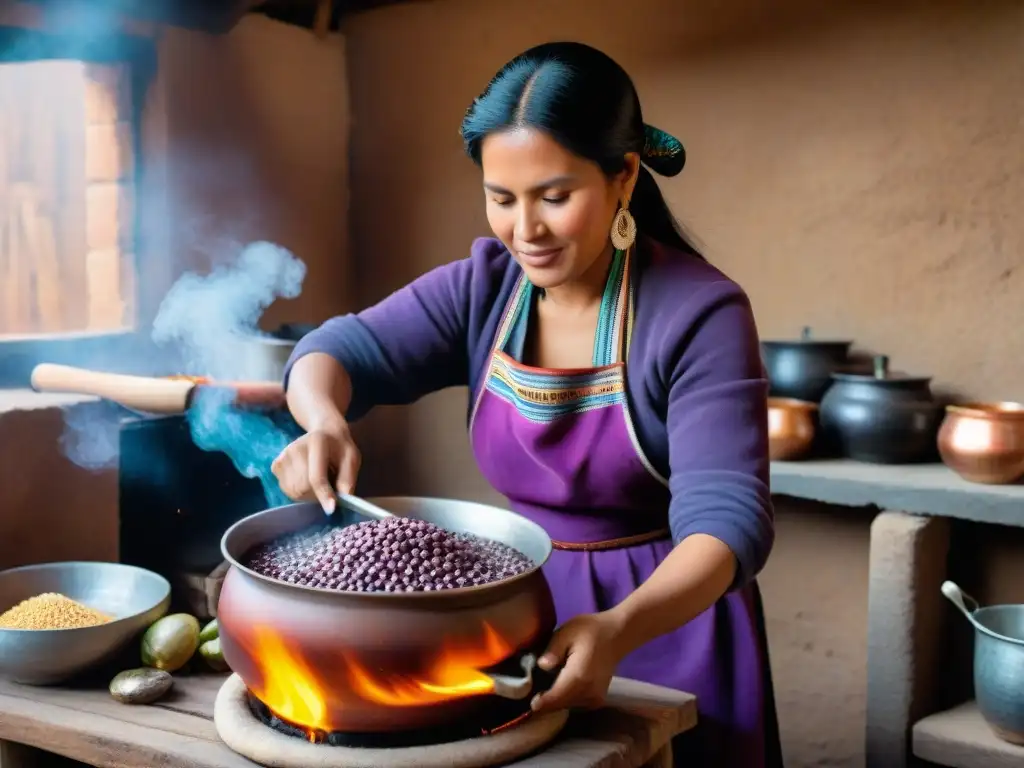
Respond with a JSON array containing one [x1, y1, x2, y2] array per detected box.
[[217, 499, 557, 734], [938, 402, 1024, 484], [768, 398, 818, 460]]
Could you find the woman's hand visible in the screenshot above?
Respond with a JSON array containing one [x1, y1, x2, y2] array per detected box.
[[530, 611, 628, 715], [271, 419, 361, 514]]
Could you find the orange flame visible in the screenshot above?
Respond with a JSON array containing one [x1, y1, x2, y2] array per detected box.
[[344, 622, 512, 707], [245, 622, 515, 732], [249, 627, 329, 730]]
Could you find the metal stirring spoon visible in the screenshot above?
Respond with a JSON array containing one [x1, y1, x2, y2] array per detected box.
[[335, 493, 395, 522]]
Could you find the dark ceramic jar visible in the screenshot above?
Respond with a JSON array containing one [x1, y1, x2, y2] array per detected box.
[[819, 355, 942, 464], [760, 326, 853, 403]]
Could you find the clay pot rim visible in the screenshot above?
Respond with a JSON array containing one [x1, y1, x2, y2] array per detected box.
[[946, 402, 1024, 420], [768, 397, 819, 411]]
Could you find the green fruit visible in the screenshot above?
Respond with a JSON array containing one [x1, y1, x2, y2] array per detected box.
[[141, 613, 200, 672], [198, 637, 227, 671], [109, 668, 173, 705], [199, 618, 219, 643]]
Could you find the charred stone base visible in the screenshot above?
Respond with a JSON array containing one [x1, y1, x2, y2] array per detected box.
[[246, 692, 534, 748]]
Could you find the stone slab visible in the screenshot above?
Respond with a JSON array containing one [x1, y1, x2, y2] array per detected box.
[[771, 460, 1024, 528], [913, 700, 1024, 768]]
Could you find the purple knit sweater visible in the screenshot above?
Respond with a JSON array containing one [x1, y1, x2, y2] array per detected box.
[[283, 236, 774, 586]]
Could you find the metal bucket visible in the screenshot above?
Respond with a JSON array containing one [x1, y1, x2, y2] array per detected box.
[[942, 580, 1024, 744]]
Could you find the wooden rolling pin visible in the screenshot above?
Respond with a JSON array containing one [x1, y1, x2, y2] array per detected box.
[[30, 364, 285, 415]]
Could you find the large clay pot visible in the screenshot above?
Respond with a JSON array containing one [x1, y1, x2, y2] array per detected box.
[[819, 355, 942, 464], [217, 498, 557, 734], [938, 402, 1024, 484], [760, 326, 854, 403]]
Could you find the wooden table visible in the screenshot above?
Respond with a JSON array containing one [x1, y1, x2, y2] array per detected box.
[[0, 673, 697, 768]]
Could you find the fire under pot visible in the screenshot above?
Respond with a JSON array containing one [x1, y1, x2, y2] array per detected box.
[[214, 498, 567, 767]]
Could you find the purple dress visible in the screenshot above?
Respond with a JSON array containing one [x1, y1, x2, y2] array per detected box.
[[284, 237, 783, 767]]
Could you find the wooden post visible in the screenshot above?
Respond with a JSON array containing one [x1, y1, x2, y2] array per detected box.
[[314, 0, 331, 38]]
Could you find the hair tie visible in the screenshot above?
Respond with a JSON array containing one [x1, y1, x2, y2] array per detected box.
[[641, 124, 686, 177]]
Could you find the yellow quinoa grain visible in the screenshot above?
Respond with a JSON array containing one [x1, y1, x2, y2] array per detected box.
[[0, 593, 112, 630]]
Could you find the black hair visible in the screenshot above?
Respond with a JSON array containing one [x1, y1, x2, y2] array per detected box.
[[460, 41, 704, 260]]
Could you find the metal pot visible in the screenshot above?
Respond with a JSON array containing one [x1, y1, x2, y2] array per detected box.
[[938, 402, 1024, 484], [217, 498, 558, 734], [760, 326, 853, 403], [236, 323, 316, 382], [818, 355, 942, 463], [942, 581, 1024, 745]]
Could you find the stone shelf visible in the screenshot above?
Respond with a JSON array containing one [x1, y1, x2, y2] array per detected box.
[[770, 459, 1024, 528], [913, 700, 1024, 768]]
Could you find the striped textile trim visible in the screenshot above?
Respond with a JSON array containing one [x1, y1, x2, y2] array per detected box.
[[494, 247, 634, 366], [593, 249, 625, 366], [494, 274, 530, 353], [485, 353, 626, 423]]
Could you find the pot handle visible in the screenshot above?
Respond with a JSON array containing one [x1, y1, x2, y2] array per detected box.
[[941, 580, 982, 628], [528, 657, 561, 696], [486, 653, 563, 701], [873, 355, 890, 379]]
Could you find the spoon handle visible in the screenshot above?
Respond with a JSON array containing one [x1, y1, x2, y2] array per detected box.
[[337, 494, 394, 522], [941, 580, 981, 627]]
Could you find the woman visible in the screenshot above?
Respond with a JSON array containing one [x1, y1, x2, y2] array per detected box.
[[272, 41, 782, 767]]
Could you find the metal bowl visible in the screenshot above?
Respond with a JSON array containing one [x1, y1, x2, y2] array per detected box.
[[943, 581, 1024, 744], [0, 561, 171, 685]]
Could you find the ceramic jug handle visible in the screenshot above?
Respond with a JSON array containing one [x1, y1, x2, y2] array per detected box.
[[941, 580, 981, 624]]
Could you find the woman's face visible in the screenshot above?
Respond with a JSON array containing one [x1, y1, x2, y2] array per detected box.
[[481, 127, 638, 291]]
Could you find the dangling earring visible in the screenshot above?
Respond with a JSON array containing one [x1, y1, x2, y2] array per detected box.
[[610, 204, 637, 251]]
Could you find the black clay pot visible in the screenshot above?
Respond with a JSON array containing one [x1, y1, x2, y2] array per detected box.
[[819, 355, 943, 464], [760, 327, 853, 403]]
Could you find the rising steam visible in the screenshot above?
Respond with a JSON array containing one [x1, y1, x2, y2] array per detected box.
[[154, 241, 306, 504], [151, 241, 306, 379], [61, 241, 308, 504]]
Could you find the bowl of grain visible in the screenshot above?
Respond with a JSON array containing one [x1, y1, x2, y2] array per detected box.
[[0, 561, 171, 685]]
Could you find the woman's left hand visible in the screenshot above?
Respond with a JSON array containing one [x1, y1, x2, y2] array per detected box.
[[530, 610, 629, 714]]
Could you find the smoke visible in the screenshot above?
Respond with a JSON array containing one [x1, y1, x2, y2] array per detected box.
[[17, 1, 121, 52], [59, 241, 308, 508], [16, 3, 312, 507], [60, 400, 126, 471], [151, 241, 306, 379], [185, 387, 298, 509], [159, 242, 306, 506], [151, 241, 307, 504]]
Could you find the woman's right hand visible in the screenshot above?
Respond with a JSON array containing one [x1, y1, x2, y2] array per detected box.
[[271, 420, 362, 514]]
